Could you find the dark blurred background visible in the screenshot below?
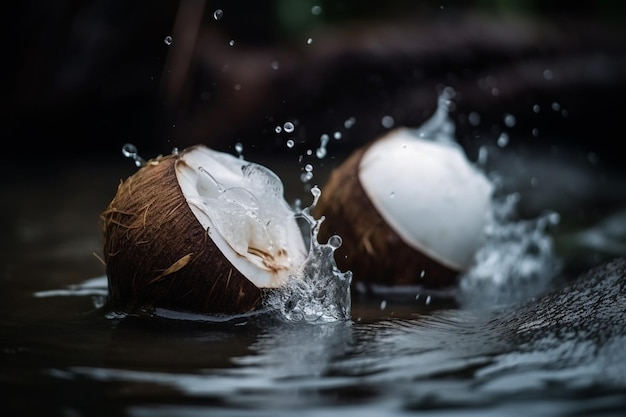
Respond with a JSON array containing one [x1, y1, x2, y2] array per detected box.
[[1, 0, 625, 290], [3, 0, 626, 163]]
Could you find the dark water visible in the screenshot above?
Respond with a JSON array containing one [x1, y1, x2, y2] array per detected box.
[[1, 145, 626, 417]]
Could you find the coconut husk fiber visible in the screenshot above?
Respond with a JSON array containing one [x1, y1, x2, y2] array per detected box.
[[100, 153, 263, 315]]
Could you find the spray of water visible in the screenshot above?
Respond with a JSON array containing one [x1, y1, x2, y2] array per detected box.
[[263, 186, 352, 322]]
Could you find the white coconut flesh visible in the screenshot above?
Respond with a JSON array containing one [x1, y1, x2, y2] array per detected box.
[[358, 127, 494, 271], [175, 145, 308, 288]]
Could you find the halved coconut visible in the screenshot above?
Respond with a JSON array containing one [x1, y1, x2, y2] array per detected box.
[[101, 145, 307, 315], [314, 127, 493, 290]]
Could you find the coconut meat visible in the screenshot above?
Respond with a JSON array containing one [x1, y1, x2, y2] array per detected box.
[[358, 127, 493, 271], [175, 145, 307, 288]]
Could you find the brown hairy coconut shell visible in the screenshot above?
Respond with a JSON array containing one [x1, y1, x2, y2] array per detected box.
[[314, 126, 493, 291], [101, 145, 307, 315]]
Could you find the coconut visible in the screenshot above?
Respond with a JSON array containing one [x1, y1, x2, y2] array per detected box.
[[313, 126, 493, 291], [101, 145, 308, 315]]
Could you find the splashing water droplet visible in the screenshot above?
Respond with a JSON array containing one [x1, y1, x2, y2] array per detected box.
[[316, 134, 329, 159], [504, 113, 516, 127], [229, 39, 235, 47], [344, 117, 356, 129], [310, 185, 321, 207], [301, 171, 314, 183], [242, 163, 284, 199], [122, 143, 146, 167], [275, 125, 282, 134], [197, 166, 225, 196], [213, 9, 223, 20], [121, 143, 137, 158], [497, 132, 509, 148], [164, 35, 173, 46], [283, 121, 295, 133], [286, 139, 295, 149], [333, 131, 342, 140], [306, 37, 313, 45], [382, 115, 395, 128], [477, 145, 489, 166], [327, 234, 342, 249], [234, 142, 243, 158], [543, 69, 554, 80]]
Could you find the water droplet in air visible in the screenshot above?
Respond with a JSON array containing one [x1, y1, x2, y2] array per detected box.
[[122, 143, 146, 167], [164, 36, 173, 46], [283, 121, 295, 133], [122, 143, 138, 158], [229, 40, 235, 47], [333, 131, 342, 140], [344, 117, 356, 129], [316, 134, 329, 159], [234, 142, 243, 158], [327, 235, 342, 249], [311, 5, 322, 15], [477, 145, 489, 166], [213, 9, 223, 20], [300, 171, 313, 183], [551, 102, 561, 111], [306, 38, 313, 45], [468, 112, 481, 126], [304, 164, 313, 172], [380, 300, 387, 310], [504, 113, 516, 128], [286, 139, 295, 148], [425, 295, 431, 305], [275, 126, 282, 134], [310, 185, 321, 206], [271, 61, 280, 70], [543, 69, 554, 80], [497, 132, 509, 148], [381, 115, 394, 128], [533, 104, 541, 113]]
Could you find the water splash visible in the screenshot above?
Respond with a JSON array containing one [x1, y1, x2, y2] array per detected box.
[[459, 193, 562, 309], [263, 186, 352, 322], [122, 143, 146, 167], [195, 163, 351, 322], [415, 87, 563, 308]]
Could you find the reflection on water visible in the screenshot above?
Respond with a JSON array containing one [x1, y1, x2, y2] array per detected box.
[[13, 256, 626, 416]]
